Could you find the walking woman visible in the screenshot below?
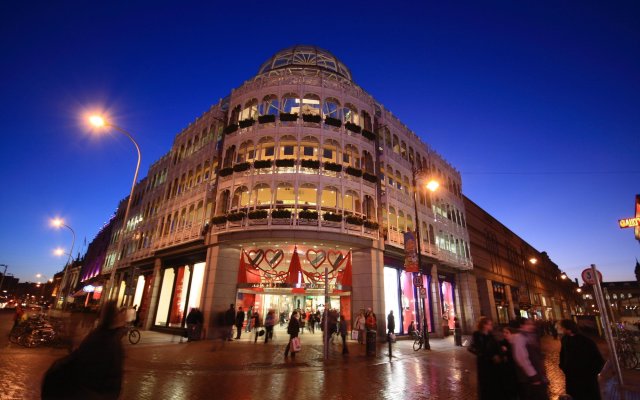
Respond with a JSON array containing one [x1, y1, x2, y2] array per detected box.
[[284, 311, 300, 359], [469, 317, 500, 400]]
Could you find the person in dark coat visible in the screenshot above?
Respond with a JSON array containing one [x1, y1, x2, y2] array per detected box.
[[284, 311, 300, 358], [498, 327, 520, 400], [225, 304, 236, 341], [235, 307, 245, 339], [559, 319, 605, 400], [41, 301, 124, 399], [339, 314, 349, 354], [387, 310, 395, 335], [186, 308, 204, 341], [454, 316, 463, 346], [469, 317, 501, 400]]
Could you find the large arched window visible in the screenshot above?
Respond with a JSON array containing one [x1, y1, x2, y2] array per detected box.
[[362, 150, 374, 173], [223, 145, 236, 168], [400, 141, 407, 159], [392, 135, 400, 154], [217, 190, 230, 215], [300, 136, 319, 160], [428, 224, 436, 245], [343, 144, 360, 168], [321, 186, 340, 209], [388, 207, 397, 231], [323, 97, 341, 119], [343, 190, 359, 213], [395, 171, 402, 190], [229, 105, 241, 125], [282, 93, 300, 114], [276, 183, 295, 205], [187, 205, 195, 228], [278, 135, 297, 159], [257, 137, 275, 160], [408, 147, 415, 163], [240, 99, 258, 121], [363, 195, 375, 220], [301, 94, 321, 115], [195, 164, 202, 184], [231, 186, 250, 209], [237, 141, 255, 163], [252, 183, 272, 207], [298, 183, 317, 206], [384, 127, 392, 148], [322, 139, 340, 163], [403, 176, 410, 194], [361, 111, 372, 131], [343, 103, 359, 125], [406, 214, 414, 231], [398, 211, 406, 232], [260, 95, 279, 116]]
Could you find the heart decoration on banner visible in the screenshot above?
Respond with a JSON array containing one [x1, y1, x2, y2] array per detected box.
[[305, 249, 326, 269], [264, 249, 284, 269], [327, 250, 346, 269], [246, 249, 264, 267]]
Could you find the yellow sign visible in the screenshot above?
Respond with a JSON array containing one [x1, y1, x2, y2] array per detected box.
[[619, 217, 640, 228]]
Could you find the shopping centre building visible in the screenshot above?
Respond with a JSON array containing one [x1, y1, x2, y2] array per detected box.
[[79, 45, 486, 338]]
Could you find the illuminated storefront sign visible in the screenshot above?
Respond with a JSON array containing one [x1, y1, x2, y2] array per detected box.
[[618, 217, 640, 228]]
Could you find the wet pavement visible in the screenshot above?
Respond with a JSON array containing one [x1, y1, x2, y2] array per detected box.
[[1, 311, 638, 399]]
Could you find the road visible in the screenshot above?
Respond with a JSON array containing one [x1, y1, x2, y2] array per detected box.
[[0, 310, 630, 399]]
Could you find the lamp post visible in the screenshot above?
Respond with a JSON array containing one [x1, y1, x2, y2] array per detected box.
[[410, 159, 439, 350], [35, 273, 49, 300], [88, 115, 141, 305], [51, 218, 76, 308], [0, 264, 7, 297]]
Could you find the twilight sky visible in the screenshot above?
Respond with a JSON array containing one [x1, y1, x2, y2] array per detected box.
[[0, 1, 638, 283]]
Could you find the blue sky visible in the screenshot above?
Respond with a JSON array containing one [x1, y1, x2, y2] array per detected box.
[[0, 1, 638, 283]]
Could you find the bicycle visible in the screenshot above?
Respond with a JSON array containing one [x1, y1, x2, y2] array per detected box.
[[412, 330, 424, 351], [127, 326, 141, 345], [615, 333, 638, 370]]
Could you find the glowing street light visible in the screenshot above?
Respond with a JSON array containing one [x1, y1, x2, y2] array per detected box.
[[53, 247, 66, 257], [85, 114, 142, 306], [426, 179, 440, 192], [560, 272, 568, 280], [529, 257, 538, 265], [50, 217, 75, 308]]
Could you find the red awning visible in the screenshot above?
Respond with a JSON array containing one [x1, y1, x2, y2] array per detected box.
[[239, 251, 262, 284], [286, 247, 305, 285], [339, 252, 353, 287]]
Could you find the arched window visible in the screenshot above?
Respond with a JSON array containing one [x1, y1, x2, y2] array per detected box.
[[362, 150, 374, 173], [187, 170, 194, 189], [240, 99, 258, 121], [392, 135, 400, 154], [257, 137, 275, 160], [429, 224, 436, 245], [282, 93, 300, 114], [229, 105, 241, 124], [398, 211, 406, 232], [395, 171, 402, 190], [301, 94, 321, 115], [322, 139, 340, 163], [252, 183, 272, 207], [236, 141, 254, 163], [298, 183, 317, 206], [195, 164, 203, 184], [260, 95, 279, 116], [343, 190, 359, 213], [343, 103, 359, 125], [179, 208, 187, 229], [278, 135, 297, 159], [363, 195, 375, 220], [203, 160, 210, 180], [408, 147, 414, 163], [422, 222, 429, 245], [300, 136, 319, 159], [218, 190, 230, 215], [276, 183, 295, 205], [196, 200, 204, 222], [406, 214, 414, 231], [400, 141, 407, 159], [231, 186, 250, 209], [343, 144, 359, 168], [321, 186, 340, 209], [323, 97, 341, 119], [163, 215, 171, 236], [416, 156, 422, 170], [361, 111, 372, 131], [187, 205, 195, 228], [223, 145, 236, 168], [389, 207, 397, 231], [403, 176, 410, 194], [384, 128, 392, 148]]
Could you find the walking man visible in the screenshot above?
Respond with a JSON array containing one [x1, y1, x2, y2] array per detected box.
[[559, 319, 604, 400], [225, 304, 235, 341], [235, 306, 245, 339], [511, 318, 549, 400], [387, 310, 395, 336]]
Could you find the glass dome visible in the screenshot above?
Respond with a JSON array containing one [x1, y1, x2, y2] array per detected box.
[[258, 45, 352, 81]]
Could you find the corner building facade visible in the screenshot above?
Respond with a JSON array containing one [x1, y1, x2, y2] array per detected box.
[[96, 46, 476, 339]]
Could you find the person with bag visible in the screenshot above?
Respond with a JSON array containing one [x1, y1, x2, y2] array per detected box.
[[559, 319, 604, 400], [353, 310, 365, 344], [284, 311, 300, 359], [264, 309, 275, 343], [469, 317, 501, 400]]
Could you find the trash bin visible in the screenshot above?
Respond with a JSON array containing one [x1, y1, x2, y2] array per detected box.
[[366, 330, 376, 356]]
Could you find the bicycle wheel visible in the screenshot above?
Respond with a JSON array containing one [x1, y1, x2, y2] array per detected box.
[[413, 337, 422, 351], [128, 329, 141, 344]]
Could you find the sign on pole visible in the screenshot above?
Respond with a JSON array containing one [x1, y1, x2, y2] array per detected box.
[[582, 268, 603, 286], [404, 231, 419, 273], [413, 276, 423, 287], [419, 287, 427, 297]]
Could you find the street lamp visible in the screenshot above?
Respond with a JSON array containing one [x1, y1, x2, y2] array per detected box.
[[88, 114, 141, 304], [0, 264, 7, 297], [410, 159, 439, 350], [51, 218, 75, 308], [560, 272, 568, 280]]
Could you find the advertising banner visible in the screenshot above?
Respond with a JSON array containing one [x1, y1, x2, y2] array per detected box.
[[404, 231, 419, 273]]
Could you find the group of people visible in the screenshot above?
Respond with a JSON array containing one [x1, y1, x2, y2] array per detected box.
[[353, 308, 378, 344], [471, 317, 604, 400]]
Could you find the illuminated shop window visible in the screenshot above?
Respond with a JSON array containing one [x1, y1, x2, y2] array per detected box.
[[276, 183, 295, 205], [343, 103, 359, 125], [232, 186, 250, 209], [252, 183, 272, 206], [302, 94, 321, 115], [321, 186, 340, 209], [240, 99, 258, 121], [298, 183, 317, 206]]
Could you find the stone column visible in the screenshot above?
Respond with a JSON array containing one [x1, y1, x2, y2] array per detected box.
[[430, 264, 443, 337], [505, 285, 516, 320], [455, 271, 481, 334], [484, 280, 498, 322], [351, 245, 386, 341], [143, 258, 162, 330]]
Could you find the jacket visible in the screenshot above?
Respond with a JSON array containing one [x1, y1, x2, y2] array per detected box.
[[287, 317, 300, 338]]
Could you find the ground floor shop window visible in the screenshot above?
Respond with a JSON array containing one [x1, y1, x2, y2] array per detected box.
[[132, 275, 145, 308], [384, 267, 400, 334], [154, 262, 206, 328], [441, 281, 456, 330]]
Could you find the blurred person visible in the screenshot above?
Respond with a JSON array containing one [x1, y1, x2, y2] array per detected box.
[[365, 308, 377, 332], [245, 306, 253, 332], [339, 314, 349, 354], [225, 304, 235, 341], [13, 305, 24, 328], [559, 319, 604, 400], [284, 311, 300, 359], [469, 317, 500, 400], [41, 301, 124, 399], [186, 308, 204, 341], [511, 318, 549, 400], [498, 327, 519, 400], [235, 306, 245, 339], [454, 316, 463, 346], [387, 310, 395, 335], [353, 310, 365, 344], [264, 309, 275, 343]]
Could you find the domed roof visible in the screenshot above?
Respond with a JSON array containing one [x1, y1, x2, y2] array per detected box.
[[258, 45, 352, 81]]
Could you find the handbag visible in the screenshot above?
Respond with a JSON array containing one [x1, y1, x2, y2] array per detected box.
[[351, 330, 359, 341], [291, 337, 302, 352], [389, 333, 396, 342]]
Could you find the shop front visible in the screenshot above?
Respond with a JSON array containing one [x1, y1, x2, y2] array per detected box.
[[153, 260, 206, 331], [439, 272, 457, 336]]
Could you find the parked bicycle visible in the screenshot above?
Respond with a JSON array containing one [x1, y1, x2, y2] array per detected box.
[[615, 330, 639, 370], [126, 325, 141, 345], [412, 330, 425, 351]]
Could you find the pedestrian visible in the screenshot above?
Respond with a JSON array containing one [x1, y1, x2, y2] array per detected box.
[[134, 305, 141, 328], [235, 306, 245, 339], [454, 316, 463, 346], [365, 308, 377, 332], [307, 311, 315, 334], [125, 305, 136, 327], [252, 310, 261, 343], [245, 306, 253, 332], [339, 314, 349, 354], [468, 317, 501, 400], [41, 301, 124, 399], [264, 309, 275, 343], [353, 310, 365, 344], [186, 307, 204, 341], [510, 318, 549, 400], [559, 319, 605, 400], [498, 327, 520, 399], [13, 305, 24, 329], [408, 321, 416, 336], [225, 304, 235, 341], [284, 311, 300, 359], [387, 310, 395, 337]]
